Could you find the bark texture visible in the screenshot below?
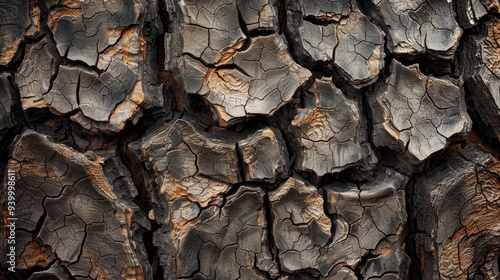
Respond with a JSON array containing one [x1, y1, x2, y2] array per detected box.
[[1, 0, 500, 280]]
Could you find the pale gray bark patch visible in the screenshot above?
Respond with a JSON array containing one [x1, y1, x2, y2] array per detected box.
[[369, 60, 471, 168], [373, 0, 462, 58]]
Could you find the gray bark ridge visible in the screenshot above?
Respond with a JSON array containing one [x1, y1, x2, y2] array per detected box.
[[372, 0, 462, 58], [293, 77, 376, 177], [370, 59, 471, 167]]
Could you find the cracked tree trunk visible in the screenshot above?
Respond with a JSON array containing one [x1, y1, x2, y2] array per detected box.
[[1, 0, 500, 280]]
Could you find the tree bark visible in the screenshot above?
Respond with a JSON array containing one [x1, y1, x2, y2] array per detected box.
[[1, 0, 500, 279]]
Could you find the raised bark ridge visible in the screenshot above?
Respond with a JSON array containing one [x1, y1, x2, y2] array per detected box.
[[166, 0, 311, 127], [3, 130, 149, 279], [459, 18, 500, 144], [293, 78, 375, 177], [370, 59, 471, 168], [286, 0, 384, 87], [372, 0, 462, 58]]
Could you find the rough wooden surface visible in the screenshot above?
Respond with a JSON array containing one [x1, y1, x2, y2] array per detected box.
[[2, 0, 500, 279], [286, 1, 384, 87], [412, 146, 500, 279], [0, 74, 18, 137], [372, 0, 462, 58], [293, 78, 375, 177], [238, 127, 289, 183], [175, 34, 311, 126], [323, 169, 409, 279], [15, 0, 163, 133], [0, 0, 32, 66], [132, 118, 240, 208], [458, 18, 500, 144], [370, 60, 471, 169], [1, 131, 150, 279], [454, 0, 499, 29]]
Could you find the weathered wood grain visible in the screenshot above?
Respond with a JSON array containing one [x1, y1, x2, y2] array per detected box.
[[173, 186, 278, 279], [459, 18, 500, 144], [0, 0, 31, 65], [1, 131, 151, 279], [267, 169, 408, 278], [177, 34, 311, 126], [238, 127, 289, 182], [14, 0, 164, 133], [369, 60, 471, 169], [2, 0, 500, 279], [413, 146, 500, 279], [166, 0, 311, 126], [285, 1, 384, 87], [132, 118, 240, 208], [323, 169, 409, 279], [372, 0, 462, 58], [293, 78, 376, 177], [454, 0, 499, 29], [0, 74, 18, 136]]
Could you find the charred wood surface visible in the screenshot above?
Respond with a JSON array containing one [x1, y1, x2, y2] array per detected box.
[[1, 0, 500, 280]]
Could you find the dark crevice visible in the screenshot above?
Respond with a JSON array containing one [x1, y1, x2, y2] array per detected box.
[[37, 0, 53, 36], [235, 6, 253, 52], [248, 29, 275, 37], [361, 91, 375, 154], [405, 177, 422, 280], [60, 58, 103, 76], [357, 0, 383, 27], [72, 224, 88, 265], [274, 0, 287, 35], [32, 198, 48, 239], [328, 64, 363, 100], [321, 188, 335, 248], [263, 191, 282, 276], [215, 63, 252, 77], [271, 101, 303, 185], [454, 15, 500, 151], [354, 252, 378, 279], [235, 142, 247, 183], [117, 111, 163, 278], [181, 52, 252, 78], [157, 0, 171, 34], [186, 94, 217, 127], [282, 269, 320, 280], [302, 15, 338, 25]]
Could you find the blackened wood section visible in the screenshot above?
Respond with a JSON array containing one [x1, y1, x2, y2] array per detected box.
[[459, 19, 500, 144]]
